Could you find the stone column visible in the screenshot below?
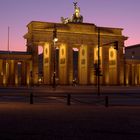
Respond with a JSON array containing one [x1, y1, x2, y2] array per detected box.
[[117, 41, 124, 85], [134, 64, 138, 85], [0, 60, 3, 85], [88, 45, 94, 84], [67, 45, 73, 84], [3, 60, 7, 86], [9, 60, 15, 85], [131, 64, 135, 85], [26, 61, 31, 86], [138, 64, 140, 85], [125, 63, 130, 85], [6, 60, 10, 85], [43, 42, 52, 84], [21, 61, 26, 85], [79, 45, 88, 85], [129, 64, 132, 85], [32, 45, 39, 85], [102, 46, 109, 85], [59, 44, 68, 84], [14, 61, 18, 86]]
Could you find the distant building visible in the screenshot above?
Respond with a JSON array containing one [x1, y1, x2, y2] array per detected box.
[[125, 44, 140, 59], [0, 51, 32, 86], [124, 44, 140, 85]]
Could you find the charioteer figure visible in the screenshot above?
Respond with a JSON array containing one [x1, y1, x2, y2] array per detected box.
[[61, 1, 83, 24]]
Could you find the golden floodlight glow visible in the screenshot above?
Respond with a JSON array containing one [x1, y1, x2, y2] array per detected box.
[[73, 48, 79, 51], [17, 62, 21, 65], [109, 47, 117, 61], [54, 38, 58, 42]]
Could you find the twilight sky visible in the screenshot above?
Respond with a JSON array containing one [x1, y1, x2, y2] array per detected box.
[[0, 0, 140, 51]]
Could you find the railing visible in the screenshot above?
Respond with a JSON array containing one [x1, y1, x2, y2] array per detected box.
[[1, 92, 140, 107], [0, 93, 106, 106]]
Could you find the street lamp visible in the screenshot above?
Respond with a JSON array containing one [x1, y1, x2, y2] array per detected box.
[[123, 47, 126, 86], [96, 27, 119, 96], [97, 27, 101, 96], [52, 25, 58, 88]]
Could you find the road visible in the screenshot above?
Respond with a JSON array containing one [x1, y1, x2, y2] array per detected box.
[[0, 85, 140, 106], [0, 85, 140, 94]]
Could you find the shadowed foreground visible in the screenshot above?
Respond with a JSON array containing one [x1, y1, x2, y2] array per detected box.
[[0, 103, 140, 140]]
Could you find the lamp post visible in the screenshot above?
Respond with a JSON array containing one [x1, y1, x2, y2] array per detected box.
[[131, 52, 135, 85], [123, 48, 126, 86], [97, 27, 101, 96], [52, 25, 58, 88], [96, 26, 119, 96]]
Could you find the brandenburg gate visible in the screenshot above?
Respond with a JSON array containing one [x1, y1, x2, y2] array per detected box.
[[24, 21, 126, 85]]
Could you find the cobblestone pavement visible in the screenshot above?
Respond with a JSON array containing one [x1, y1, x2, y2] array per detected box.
[[0, 103, 140, 140]]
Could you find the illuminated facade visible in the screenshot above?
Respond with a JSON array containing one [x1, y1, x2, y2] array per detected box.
[[0, 21, 129, 86], [23, 21, 127, 85], [0, 51, 32, 86], [125, 44, 140, 85]]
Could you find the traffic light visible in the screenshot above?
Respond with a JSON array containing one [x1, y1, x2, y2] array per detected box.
[[114, 41, 118, 50], [94, 63, 102, 76], [53, 27, 57, 40]]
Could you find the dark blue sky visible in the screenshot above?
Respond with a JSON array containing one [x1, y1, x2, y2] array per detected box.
[[0, 0, 139, 51]]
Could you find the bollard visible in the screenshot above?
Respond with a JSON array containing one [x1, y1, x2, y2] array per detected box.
[[105, 96, 109, 107], [30, 93, 33, 104], [67, 94, 71, 105]]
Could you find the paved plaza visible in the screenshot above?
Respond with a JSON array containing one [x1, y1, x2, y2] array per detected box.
[[0, 86, 140, 140], [0, 103, 140, 140]]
